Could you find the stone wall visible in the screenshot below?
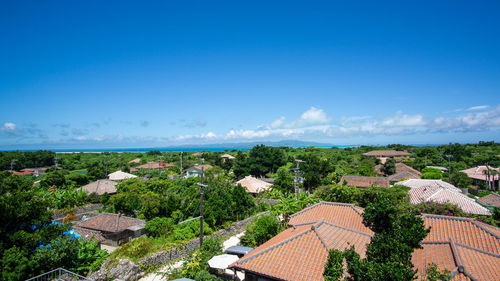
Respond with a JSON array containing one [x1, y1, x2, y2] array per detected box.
[[137, 211, 270, 267]]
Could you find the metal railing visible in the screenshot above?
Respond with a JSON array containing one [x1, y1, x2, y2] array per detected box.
[[26, 268, 93, 281]]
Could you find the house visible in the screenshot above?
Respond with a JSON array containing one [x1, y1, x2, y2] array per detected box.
[[477, 193, 500, 209], [136, 161, 175, 170], [362, 150, 411, 164], [79, 179, 118, 195], [339, 176, 390, 188], [375, 162, 421, 176], [460, 166, 500, 190], [192, 152, 203, 157], [72, 225, 106, 245], [387, 171, 421, 182], [185, 164, 213, 177], [221, 153, 235, 160], [236, 175, 272, 194], [231, 201, 500, 281], [128, 158, 141, 164], [407, 182, 491, 216], [108, 170, 137, 181], [76, 213, 145, 246], [426, 166, 448, 172], [397, 179, 461, 191]]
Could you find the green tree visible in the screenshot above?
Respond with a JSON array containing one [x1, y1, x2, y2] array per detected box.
[[450, 172, 472, 189], [314, 184, 359, 203], [273, 164, 294, 195], [41, 170, 67, 188], [323, 249, 344, 281], [421, 167, 443, 179], [241, 215, 282, 247], [341, 197, 430, 281], [381, 158, 396, 175], [245, 145, 287, 177]]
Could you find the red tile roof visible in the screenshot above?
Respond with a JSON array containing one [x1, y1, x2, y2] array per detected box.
[[136, 161, 174, 169], [339, 176, 390, 188], [388, 171, 421, 181], [76, 213, 144, 233], [460, 166, 500, 181], [232, 202, 500, 281], [477, 193, 500, 208], [375, 162, 422, 176], [79, 179, 117, 195], [409, 185, 491, 215], [73, 226, 105, 243], [363, 150, 411, 157]]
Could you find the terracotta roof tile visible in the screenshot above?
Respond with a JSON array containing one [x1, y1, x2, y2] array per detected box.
[[232, 202, 500, 281], [375, 162, 422, 176], [72, 226, 105, 243], [478, 193, 500, 208], [76, 213, 144, 233], [339, 176, 390, 188], [388, 171, 421, 181], [363, 150, 411, 157], [288, 202, 373, 235], [423, 215, 500, 253], [410, 186, 490, 215], [460, 166, 500, 181], [79, 179, 117, 195], [236, 176, 272, 194]]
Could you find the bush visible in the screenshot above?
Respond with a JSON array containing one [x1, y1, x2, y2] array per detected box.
[[416, 201, 467, 217], [315, 184, 359, 203], [145, 217, 174, 237], [421, 168, 443, 179], [111, 237, 152, 261], [241, 215, 282, 247]]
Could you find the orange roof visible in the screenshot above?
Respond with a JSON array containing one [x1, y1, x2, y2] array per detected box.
[[12, 171, 36, 175], [136, 161, 174, 169], [236, 176, 272, 194], [128, 158, 141, 164], [232, 202, 500, 281], [339, 176, 390, 188], [363, 150, 411, 157], [375, 162, 422, 176]]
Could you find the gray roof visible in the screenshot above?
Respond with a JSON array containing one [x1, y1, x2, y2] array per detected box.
[[225, 245, 254, 256]]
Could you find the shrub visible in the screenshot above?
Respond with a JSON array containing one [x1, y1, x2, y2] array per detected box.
[[315, 184, 359, 203], [111, 237, 152, 261], [145, 217, 174, 237], [416, 201, 467, 217], [241, 215, 282, 247]]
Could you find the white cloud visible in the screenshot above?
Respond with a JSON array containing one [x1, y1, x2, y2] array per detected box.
[[299, 106, 329, 125], [3, 122, 16, 130], [466, 105, 489, 111], [381, 111, 426, 127], [269, 116, 286, 129], [73, 136, 87, 141]]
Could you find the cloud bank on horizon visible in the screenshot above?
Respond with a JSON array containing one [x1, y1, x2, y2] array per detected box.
[[1, 104, 499, 148]]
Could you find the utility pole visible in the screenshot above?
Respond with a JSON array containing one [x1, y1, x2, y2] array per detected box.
[[197, 163, 206, 248], [105, 155, 109, 177], [292, 159, 305, 200], [446, 155, 453, 182], [157, 155, 163, 175], [180, 152, 183, 178], [10, 159, 17, 171]]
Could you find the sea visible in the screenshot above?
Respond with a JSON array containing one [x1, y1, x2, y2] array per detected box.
[[51, 145, 357, 153]]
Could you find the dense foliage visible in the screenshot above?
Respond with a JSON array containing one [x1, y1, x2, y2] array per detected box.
[[241, 215, 283, 247], [0, 172, 107, 280], [324, 197, 430, 281]]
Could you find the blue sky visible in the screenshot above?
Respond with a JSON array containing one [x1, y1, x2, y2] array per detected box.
[[1, 0, 499, 149]]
